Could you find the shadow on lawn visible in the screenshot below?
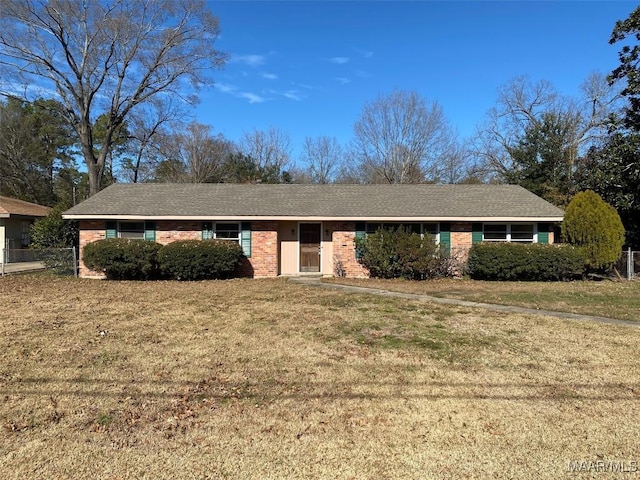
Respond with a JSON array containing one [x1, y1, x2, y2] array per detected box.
[[4, 375, 640, 402]]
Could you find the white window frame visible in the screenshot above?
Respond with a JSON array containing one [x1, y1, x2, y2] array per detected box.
[[483, 223, 536, 243], [213, 222, 240, 242], [202, 222, 241, 243], [118, 221, 145, 239]]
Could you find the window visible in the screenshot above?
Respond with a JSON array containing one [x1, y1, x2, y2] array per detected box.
[[483, 224, 507, 241], [215, 223, 240, 240], [119, 221, 145, 239], [423, 222, 439, 237], [483, 224, 534, 243], [202, 222, 240, 242], [510, 224, 534, 242], [21, 221, 31, 247]]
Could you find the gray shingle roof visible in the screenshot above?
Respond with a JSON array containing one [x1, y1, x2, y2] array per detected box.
[[63, 183, 564, 220]]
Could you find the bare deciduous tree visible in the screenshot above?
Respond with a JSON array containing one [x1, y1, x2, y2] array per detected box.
[[300, 136, 342, 184], [0, 0, 226, 195], [118, 98, 183, 184], [349, 90, 459, 184], [471, 74, 621, 182], [154, 122, 234, 183], [239, 127, 292, 182]]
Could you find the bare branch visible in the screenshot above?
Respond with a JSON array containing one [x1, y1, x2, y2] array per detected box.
[[0, 0, 226, 195]]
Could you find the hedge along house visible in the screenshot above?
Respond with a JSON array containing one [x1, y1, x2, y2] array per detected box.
[[63, 183, 565, 278]]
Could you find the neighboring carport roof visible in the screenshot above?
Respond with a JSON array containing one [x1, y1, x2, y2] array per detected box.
[[63, 183, 565, 221], [0, 196, 51, 218]]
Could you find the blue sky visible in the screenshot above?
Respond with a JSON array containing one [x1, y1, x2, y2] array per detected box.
[[196, 1, 637, 159]]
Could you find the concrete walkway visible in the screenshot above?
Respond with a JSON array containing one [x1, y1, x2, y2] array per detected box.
[[289, 276, 640, 329]]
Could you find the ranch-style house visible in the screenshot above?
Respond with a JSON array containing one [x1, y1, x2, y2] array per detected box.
[[63, 183, 565, 278]]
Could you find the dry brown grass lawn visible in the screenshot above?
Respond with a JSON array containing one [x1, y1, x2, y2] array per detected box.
[[327, 277, 640, 322], [1, 274, 639, 479]]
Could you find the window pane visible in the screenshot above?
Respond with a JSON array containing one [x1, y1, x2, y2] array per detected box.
[[119, 222, 144, 239], [423, 223, 438, 235], [202, 222, 213, 240], [366, 223, 381, 234], [406, 223, 421, 235], [484, 224, 507, 241], [511, 224, 534, 241], [215, 223, 240, 239]]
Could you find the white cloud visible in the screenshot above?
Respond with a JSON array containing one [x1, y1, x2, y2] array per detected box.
[[216, 82, 266, 104], [261, 72, 278, 80], [215, 82, 237, 93], [329, 57, 350, 64], [335, 77, 351, 85], [239, 92, 267, 103], [231, 54, 266, 67], [283, 90, 302, 101]]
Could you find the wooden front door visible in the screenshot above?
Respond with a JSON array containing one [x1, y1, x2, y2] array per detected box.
[[299, 223, 321, 273]]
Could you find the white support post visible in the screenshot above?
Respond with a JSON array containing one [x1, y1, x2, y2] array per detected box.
[[629, 247, 634, 281]]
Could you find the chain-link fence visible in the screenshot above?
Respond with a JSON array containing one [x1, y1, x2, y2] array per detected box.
[[1, 247, 77, 277], [615, 248, 639, 280]]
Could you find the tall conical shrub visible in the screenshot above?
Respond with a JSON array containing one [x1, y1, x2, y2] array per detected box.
[[562, 190, 625, 272]]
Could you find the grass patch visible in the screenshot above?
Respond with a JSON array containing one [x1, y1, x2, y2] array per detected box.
[[0, 274, 639, 479], [333, 304, 498, 363], [326, 277, 640, 321]]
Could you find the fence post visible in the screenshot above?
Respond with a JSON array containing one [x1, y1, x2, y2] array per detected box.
[[628, 247, 633, 281], [73, 246, 78, 278]]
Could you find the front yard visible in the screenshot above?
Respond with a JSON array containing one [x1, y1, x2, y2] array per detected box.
[[327, 277, 640, 322], [1, 275, 638, 479]]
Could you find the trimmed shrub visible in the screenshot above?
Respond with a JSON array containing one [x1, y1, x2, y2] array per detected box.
[[83, 238, 161, 280], [157, 240, 244, 280], [466, 243, 585, 281], [562, 190, 625, 273], [355, 227, 449, 279]]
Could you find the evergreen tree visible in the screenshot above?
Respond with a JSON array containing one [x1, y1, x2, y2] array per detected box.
[[562, 190, 625, 272]]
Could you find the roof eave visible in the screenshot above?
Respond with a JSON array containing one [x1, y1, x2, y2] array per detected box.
[[63, 214, 564, 222]]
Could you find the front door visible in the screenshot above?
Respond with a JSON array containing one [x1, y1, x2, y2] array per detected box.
[[299, 223, 321, 273]]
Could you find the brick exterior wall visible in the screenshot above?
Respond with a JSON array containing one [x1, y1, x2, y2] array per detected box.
[[78, 220, 279, 278], [451, 222, 474, 263], [329, 222, 369, 278], [156, 221, 201, 243], [77, 219, 558, 279], [245, 221, 278, 278], [78, 220, 108, 278]]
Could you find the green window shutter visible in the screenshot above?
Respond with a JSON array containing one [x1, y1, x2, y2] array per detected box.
[[472, 223, 483, 244], [106, 221, 117, 239], [241, 222, 251, 257], [202, 222, 213, 240], [354, 222, 366, 259], [144, 221, 156, 241], [439, 222, 451, 254], [538, 223, 549, 244]]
